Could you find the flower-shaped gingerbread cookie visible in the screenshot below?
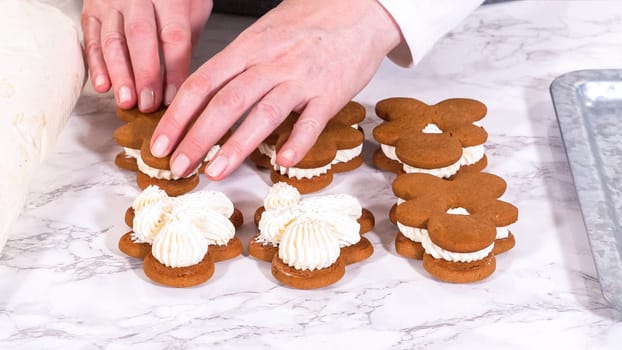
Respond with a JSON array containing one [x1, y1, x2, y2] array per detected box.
[[373, 98, 488, 178], [119, 185, 243, 287], [251, 101, 366, 193], [392, 171, 518, 283], [249, 182, 375, 289], [114, 109, 229, 196]]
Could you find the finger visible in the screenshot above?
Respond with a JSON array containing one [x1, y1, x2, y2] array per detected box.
[[205, 82, 306, 180], [149, 48, 247, 158], [153, 0, 191, 106], [277, 98, 336, 167], [189, 0, 212, 48], [101, 8, 136, 109], [168, 67, 278, 178], [82, 15, 110, 92], [124, 0, 162, 112]]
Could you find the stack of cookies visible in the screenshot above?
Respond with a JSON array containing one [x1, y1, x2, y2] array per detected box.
[[250, 101, 366, 193], [372, 97, 518, 283], [113, 107, 227, 196], [248, 182, 375, 289]]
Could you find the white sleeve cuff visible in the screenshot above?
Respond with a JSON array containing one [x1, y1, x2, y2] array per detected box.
[[377, 0, 485, 67]]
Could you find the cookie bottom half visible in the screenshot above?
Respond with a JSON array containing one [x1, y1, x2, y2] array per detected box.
[[341, 237, 374, 265], [118, 231, 151, 259], [493, 232, 516, 255], [115, 152, 139, 172], [395, 231, 424, 260], [143, 252, 215, 288], [208, 237, 243, 262], [271, 255, 345, 289], [248, 234, 279, 262], [422, 253, 496, 283]]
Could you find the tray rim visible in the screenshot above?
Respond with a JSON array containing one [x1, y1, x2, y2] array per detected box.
[[550, 69, 622, 310]]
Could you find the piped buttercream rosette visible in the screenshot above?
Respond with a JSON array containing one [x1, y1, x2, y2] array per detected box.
[[250, 182, 375, 289], [118, 185, 243, 287]]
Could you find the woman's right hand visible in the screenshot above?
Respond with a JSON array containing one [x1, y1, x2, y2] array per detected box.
[[81, 0, 213, 112]]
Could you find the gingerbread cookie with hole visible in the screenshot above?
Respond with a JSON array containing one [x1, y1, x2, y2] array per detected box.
[[372, 98, 488, 178], [251, 101, 366, 193], [392, 171, 518, 282]]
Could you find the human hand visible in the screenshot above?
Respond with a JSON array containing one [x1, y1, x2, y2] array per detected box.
[[81, 0, 212, 112], [150, 0, 402, 180]]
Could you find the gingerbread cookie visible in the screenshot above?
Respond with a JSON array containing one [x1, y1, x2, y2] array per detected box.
[[250, 182, 374, 289], [113, 113, 161, 172], [119, 185, 242, 287], [392, 172, 518, 283], [372, 98, 488, 178], [251, 101, 366, 193]]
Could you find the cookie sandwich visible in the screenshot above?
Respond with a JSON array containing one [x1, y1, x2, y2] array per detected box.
[[250, 101, 366, 193], [373, 98, 488, 178], [392, 172, 518, 283]]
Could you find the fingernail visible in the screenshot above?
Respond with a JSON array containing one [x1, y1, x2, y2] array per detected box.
[[164, 84, 177, 105], [206, 155, 229, 179], [171, 153, 190, 176], [119, 85, 132, 105], [151, 135, 169, 157], [280, 148, 296, 165], [140, 88, 155, 111], [94, 75, 106, 89]]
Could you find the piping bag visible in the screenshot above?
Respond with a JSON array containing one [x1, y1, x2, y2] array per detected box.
[[0, 0, 85, 253]]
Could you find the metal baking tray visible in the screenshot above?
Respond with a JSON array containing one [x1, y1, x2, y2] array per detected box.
[[551, 69, 622, 310]]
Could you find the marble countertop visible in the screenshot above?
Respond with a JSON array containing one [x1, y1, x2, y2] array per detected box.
[[2, 1, 622, 348]]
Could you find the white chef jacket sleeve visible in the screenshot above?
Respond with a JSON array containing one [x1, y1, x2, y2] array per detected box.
[[377, 0, 486, 67]]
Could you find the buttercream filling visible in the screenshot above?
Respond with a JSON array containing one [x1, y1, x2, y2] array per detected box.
[[496, 226, 510, 239], [137, 156, 197, 180], [380, 143, 485, 178], [123, 147, 141, 159], [421, 233, 494, 263], [397, 207, 498, 262], [260, 142, 362, 179], [203, 145, 220, 163]]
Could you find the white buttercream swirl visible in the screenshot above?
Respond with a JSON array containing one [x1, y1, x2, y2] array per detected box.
[[278, 216, 341, 271], [264, 181, 301, 211], [176, 190, 234, 218], [132, 185, 170, 211], [132, 200, 171, 244], [460, 145, 485, 166], [257, 183, 363, 251], [299, 194, 362, 219], [257, 207, 300, 246], [271, 156, 332, 180], [191, 209, 235, 246], [151, 217, 209, 268]]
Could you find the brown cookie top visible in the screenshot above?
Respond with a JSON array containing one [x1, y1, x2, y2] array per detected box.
[[114, 116, 159, 149], [262, 101, 365, 169], [393, 172, 518, 252], [116, 106, 167, 123], [373, 98, 488, 168]]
